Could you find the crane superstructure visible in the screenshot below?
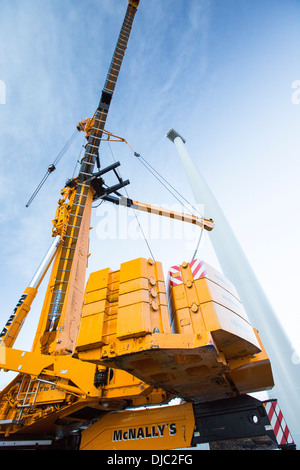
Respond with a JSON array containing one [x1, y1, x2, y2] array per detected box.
[[0, 0, 284, 450]]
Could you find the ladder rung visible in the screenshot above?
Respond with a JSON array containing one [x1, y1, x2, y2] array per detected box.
[[0, 419, 24, 426], [106, 78, 117, 85], [106, 77, 117, 85], [49, 299, 65, 305], [91, 127, 105, 132], [92, 121, 106, 128], [93, 117, 107, 123], [115, 44, 126, 53], [70, 204, 85, 209], [84, 152, 96, 157], [112, 56, 122, 64], [107, 70, 119, 79], [119, 32, 130, 40]]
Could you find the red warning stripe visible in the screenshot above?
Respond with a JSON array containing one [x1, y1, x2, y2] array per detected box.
[[263, 400, 294, 446], [190, 259, 206, 280], [168, 259, 206, 287], [168, 265, 183, 287]]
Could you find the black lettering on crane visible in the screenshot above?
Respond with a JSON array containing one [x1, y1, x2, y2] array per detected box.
[[111, 422, 177, 442], [0, 294, 28, 338]]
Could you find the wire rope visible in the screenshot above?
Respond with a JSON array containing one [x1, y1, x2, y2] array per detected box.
[[135, 153, 204, 218], [131, 150, 205, 261], [107, 141, 155, 260], [25, 129, 79, 207]]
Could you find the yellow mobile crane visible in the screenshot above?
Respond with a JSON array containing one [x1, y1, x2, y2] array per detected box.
[[0, 0, 277, 450]]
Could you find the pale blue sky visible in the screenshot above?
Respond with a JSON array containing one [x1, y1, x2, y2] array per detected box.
[[1, 0, 300, 388]]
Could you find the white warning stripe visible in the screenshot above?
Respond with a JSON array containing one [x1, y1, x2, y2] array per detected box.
[[168, 259, 206, 287], [190, 259, 206, 280], [264, 400, 294, 445], [168, 265, 183, 287]]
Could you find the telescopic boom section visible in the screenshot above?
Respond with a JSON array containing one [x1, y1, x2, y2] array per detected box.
[[79, 0, 140, 178], [33, 1, 140, 356], [118, 196, 214, 231]]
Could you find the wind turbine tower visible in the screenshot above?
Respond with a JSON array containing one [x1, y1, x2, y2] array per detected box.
[[166, 128, 300, 449]]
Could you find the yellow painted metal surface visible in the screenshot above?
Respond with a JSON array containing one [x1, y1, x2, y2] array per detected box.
[[52, 185, 76, 238], [169, 261, 261, 359], [75, 258, 273, 403], [76, 258, 171, 353], [0, 287, 38, 348], [0, 347, 99, 397], [32, 184, 93, 356], [80, 402, 195, 450], [0, 258, 273, 439], [229, 329, 274, 393]]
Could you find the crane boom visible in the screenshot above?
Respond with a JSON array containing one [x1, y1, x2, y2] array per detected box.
[[119, 196, 214, 230], [31, 0, 140, 356], [102, 193, 214, 230], [0, 237, 61, 349]]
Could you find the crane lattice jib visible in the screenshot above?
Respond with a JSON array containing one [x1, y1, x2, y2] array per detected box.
[[37, 1, 140, 354]]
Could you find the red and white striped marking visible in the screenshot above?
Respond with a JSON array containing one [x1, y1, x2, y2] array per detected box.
[[264, 400, 294, 446], [168, 259, 206, 287], [190, 259, 206, 280], [168, 265, 183, 287]]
